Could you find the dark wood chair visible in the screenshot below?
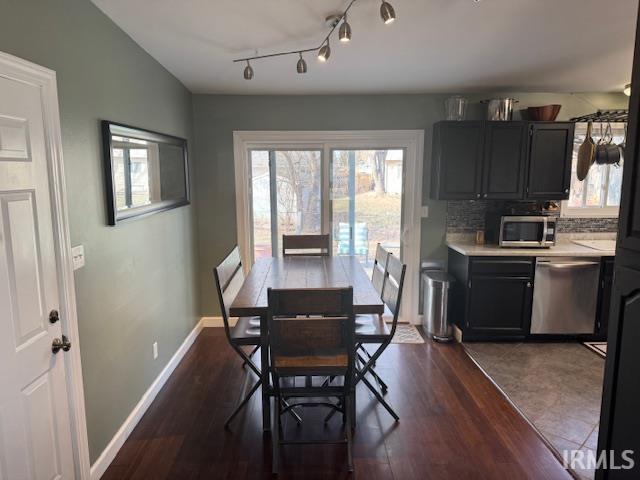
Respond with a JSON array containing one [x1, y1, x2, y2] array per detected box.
[[267, 287, 355, 474], [213, 246, 263, 427], [282, 234, 331, 257], [354, 253, 406, 421]]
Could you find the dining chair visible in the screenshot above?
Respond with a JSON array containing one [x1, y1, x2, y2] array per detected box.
[[282, 234, 331, 257], [267, 287, 355, 474], [213, 246, 263, 427], [354, 253, 406, 421]]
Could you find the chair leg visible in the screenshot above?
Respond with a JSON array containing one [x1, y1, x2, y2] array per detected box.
[[282, 399, 302, 424], [356, 352, 388, 394], [361, 375, 399, 421], [243, 345, 260, 367], [345, 394, 354, 472], [272, 395, 280, 475], [224, 378, 261, 428]]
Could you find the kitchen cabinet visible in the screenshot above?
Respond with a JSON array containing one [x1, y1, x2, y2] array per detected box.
[[526, 122, 574, 199], [596, 257, 615, 338], [430, 121, 573, 201], [430, 121, 484, 199], [448, 251, 534, 339]]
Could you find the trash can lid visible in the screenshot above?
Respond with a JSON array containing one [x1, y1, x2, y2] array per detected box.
[[421, 260, 445, 272], [423, 271, 455, 285]]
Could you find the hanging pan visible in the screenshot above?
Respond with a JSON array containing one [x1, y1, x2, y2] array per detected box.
[[577, 121, 595, 180]]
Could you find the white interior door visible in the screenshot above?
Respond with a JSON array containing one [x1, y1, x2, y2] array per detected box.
[[0, 73, 75, 478]]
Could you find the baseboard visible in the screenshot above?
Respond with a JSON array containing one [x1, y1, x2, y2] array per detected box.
[[90, 318, 205, 480], [201, 316, 231, 327]]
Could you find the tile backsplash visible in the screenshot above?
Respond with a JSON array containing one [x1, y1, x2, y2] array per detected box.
[[446, 200, 618, 234]]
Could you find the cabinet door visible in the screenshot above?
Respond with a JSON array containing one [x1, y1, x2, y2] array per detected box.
[[482, 122, 528, 199], [431, 121, 484, 200], [466, 275, 533, 335], [597, 257, 615, 338], [526, 122, 574, 199]]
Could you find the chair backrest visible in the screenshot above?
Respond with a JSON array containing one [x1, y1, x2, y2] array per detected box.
[[213, 246, 245, 339], [382, 254, 407, 337], [282, 234, 330, 257], [267, 287, 354, 376], [371, 243, 391, 297]]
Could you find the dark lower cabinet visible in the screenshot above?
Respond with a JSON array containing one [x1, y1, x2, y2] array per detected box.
[[448, 251, 534, 340], [467, 274, 533, 336]]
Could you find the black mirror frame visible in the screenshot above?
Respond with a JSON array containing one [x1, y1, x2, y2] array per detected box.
[[101, 121, 190, 225]]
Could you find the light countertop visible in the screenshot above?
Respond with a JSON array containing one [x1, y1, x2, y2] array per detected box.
[[446, 240, 615, 257]]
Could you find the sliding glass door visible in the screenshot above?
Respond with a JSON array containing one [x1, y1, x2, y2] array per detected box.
[[331, 149, 404, 273], [250, 149, 322, 259]]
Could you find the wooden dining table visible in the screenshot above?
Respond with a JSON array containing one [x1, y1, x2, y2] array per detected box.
[[229, 255, 384, 431]]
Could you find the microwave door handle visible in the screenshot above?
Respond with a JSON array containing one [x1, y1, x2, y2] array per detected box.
[[540, 217, 548, 246]]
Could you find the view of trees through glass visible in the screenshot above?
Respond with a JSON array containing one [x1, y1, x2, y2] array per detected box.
[[250, 148, 404, 267]]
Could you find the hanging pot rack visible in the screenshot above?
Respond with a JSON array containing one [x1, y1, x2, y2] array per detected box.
[[570, 109, 628, 123]]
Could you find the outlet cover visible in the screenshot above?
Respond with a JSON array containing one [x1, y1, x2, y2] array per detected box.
[[153, 342, 158, 360], [71, 245, 85, 270]]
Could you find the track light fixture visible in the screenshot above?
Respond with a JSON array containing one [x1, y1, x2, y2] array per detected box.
[[297, 53, 307, 74], [380, 1, 396, 24], [243, 61, 253, 80], [339, 14, 352, 42], [318, 41, 331, 62], [233, 0, 397, 79]]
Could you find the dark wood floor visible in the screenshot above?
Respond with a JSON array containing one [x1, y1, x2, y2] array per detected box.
[[103, 328, 572, 479]]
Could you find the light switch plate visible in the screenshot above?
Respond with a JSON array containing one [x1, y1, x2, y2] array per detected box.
[[421, 206, 429, 218], [71, 245, 85, 270], [153, 342, 158, 360]]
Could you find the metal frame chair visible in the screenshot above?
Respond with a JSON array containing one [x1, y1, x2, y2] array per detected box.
[[354, 254, 406, 421], [213, 246, 263, 427], [267, 287, 355, 475], [282, 234, 331, 257]]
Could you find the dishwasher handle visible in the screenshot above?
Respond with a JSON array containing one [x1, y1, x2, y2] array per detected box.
[[537, 261, 600, 269]]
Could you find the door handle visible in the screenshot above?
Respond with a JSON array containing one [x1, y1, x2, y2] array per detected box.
[[52, 335, 71, 354], [538, 262, 599, 269]]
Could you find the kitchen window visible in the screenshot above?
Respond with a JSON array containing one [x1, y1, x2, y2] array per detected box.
[[562, 122, 624, 218]]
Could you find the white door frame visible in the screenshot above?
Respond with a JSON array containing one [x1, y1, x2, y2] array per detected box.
[[233, 130, 424, 324], [0, 51, 91, 478]]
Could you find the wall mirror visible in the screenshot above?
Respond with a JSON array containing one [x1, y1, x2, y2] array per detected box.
[[102, 121, 189, 225]]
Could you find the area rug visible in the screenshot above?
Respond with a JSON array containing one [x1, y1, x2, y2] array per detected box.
[[583, 342, 607, 358], [391, 324, 425, 344]]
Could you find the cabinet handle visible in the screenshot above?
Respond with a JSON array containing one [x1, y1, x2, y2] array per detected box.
[[564, 188, 569, 193], [476, 193, 481, 199], [526, 282, 532, 288]]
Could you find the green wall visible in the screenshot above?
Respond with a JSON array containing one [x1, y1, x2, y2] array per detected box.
[[0, 0, 199, 462], [193, 92, 628, 316]]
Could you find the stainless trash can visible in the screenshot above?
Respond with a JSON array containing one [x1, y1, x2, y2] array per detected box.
[[422, 271, 455, 342]]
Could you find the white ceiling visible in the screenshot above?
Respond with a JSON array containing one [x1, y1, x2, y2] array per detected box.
[[92, 0, 639, 95]]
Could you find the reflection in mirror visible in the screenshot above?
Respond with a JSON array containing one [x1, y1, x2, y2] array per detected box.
[[102, 122, 189, 225]]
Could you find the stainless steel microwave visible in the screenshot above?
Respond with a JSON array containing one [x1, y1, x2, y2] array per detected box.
[[486, 214, 557, 248]]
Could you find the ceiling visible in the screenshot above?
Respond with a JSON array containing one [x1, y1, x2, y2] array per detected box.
[[92, 0, 639, 95]]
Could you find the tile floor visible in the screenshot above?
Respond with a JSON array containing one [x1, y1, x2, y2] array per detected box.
[[463, 342, 605, 480]]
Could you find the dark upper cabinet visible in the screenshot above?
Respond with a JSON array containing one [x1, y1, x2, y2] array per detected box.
[[526, 122, 574, 199], [482, 122, 528, 199], [431, 121, 484, 199], [430, 121, 574, 201]]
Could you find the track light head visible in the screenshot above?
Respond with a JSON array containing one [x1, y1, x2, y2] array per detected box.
[[339, 16, 352, 42], [318, 42, 331, 62], [297, 53, 307, 74], [243, 61, 253, 80], [380, 1, 396, 24]]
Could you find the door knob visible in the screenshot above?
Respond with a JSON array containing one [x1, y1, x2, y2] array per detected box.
[[49, 309, 59, 324], [52, 335, 71, 354]]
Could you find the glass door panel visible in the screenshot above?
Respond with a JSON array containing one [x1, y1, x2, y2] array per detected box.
[[250, 149, 322, 260], [331, 149, 404, 272], [250, 150, 272, 259], [274, 150, 322, 255]]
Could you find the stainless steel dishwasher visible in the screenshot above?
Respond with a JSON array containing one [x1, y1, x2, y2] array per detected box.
[[531, 257, 600, 334]]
